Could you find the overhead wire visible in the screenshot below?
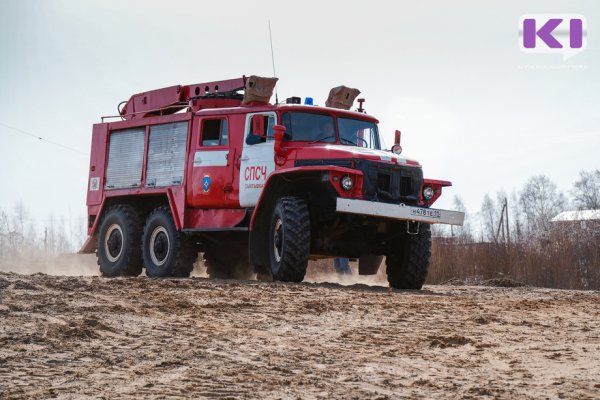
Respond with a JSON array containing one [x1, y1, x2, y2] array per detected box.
[[0, 121, 89, 156]]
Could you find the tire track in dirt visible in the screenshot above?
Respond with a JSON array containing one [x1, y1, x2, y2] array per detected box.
[[0, 272, 599, 399]]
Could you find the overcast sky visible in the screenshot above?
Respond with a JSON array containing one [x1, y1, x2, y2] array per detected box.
[[0, 0, 598, 238]]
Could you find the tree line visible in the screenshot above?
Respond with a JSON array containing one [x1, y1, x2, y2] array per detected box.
[[429, 169, 600, 290], [444, 169, 600, 243], [0, 201, 84, 262]]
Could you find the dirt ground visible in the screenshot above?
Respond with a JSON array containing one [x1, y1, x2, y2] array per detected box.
[[1, 268, 599, 399]]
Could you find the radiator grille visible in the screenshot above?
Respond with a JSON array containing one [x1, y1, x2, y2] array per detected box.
[[355, 160, 423, 205], [400, 176, 413, 196], [377, 173, 391, 193]]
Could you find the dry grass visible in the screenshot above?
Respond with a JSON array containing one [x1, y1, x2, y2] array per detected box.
[[428, 222, 600, 290]]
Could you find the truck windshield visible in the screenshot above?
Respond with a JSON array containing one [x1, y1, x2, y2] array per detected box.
[[281, 112, 336, 143], [282, 112, 380, 149], [338, 117, 380, 150]]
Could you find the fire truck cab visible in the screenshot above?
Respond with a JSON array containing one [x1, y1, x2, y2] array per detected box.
[[80, 75, 464, 289]]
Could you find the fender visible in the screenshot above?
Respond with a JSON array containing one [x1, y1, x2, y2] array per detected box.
[[422, 178, 452, 206], [78, 187, 185, 254], [249, 165, 364, 230], [166, 188, 184, 230], [78, 201, 106, 254]]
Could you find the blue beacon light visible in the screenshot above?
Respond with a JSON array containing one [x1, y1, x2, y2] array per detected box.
[[304, 97, 314, 106]]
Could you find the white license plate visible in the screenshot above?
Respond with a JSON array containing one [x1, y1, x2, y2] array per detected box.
[[410, 207, 441, 219]]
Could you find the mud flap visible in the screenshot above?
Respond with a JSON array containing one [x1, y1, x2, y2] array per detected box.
[[358, 254, 383, 275]]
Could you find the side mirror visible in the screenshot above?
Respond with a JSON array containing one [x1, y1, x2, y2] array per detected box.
[[273, 125, 286, 157], [251, 114, 266, 137]]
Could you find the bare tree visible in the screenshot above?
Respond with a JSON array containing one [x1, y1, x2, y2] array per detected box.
[[481, 194, 497, 242], [572, 169, 600, 210], [519, 175, 566, 235], [453, 195, 473, 242], [0, 201, 87, 266], [509, 191, 523, 242], [0, 208, 7, 257], [12, 201, 28, 244]]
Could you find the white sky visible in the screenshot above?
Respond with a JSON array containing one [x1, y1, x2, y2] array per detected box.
[[0, 0, 598, 236]]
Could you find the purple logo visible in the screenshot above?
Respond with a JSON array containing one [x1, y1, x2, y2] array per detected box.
[[519, 14, 587, 60]]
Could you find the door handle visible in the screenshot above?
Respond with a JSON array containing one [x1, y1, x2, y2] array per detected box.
[[240, 156, 250, 161]]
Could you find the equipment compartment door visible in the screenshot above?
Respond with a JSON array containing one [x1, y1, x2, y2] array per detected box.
[[239, 112, 276, 207]]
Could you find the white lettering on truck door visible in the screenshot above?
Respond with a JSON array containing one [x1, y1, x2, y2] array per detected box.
[[239, 112, 276, 207]]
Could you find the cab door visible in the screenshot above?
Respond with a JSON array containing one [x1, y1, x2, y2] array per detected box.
[[239, 111, 277, 207], [189, 116, 235, 207]]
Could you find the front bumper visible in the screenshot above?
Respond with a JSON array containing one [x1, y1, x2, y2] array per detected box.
[[336, 198, 465, 226]]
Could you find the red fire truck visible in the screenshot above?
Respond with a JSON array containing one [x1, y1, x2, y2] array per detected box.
[[80, 75, 464, 289]]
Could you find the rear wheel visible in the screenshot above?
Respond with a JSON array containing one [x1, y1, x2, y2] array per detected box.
[[385, 224, 431, 289], [269, 197, 310, 282], [142, 206, 196, 277], [97, 204, 143, 277]]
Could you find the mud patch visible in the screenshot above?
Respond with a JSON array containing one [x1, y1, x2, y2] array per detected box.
[[0, 277, 10, 290], [439, 277, 526, 288], [12, 280, 42, 291], [483, 278, 527, 288], [428, 335, 475, 348]]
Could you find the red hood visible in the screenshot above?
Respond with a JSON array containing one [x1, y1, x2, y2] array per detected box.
[[284, 143, 421, 167]]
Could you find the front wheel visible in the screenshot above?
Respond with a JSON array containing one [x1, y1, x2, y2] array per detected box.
[[269, 197, 310, 282], [142, 206, 196, 277], [385, 224, 432, 289]]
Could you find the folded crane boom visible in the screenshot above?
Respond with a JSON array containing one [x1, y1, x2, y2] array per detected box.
[[119, 77, 248, 120]]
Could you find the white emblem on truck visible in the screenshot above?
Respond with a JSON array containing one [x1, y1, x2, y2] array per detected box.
[[89, 177, 100, 191]]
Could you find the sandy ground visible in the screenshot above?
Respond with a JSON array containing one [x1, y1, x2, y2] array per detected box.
[[0, 269, 599, 399]]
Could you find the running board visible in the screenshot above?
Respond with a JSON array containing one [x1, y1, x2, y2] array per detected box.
[[182, 227, 249, 233]]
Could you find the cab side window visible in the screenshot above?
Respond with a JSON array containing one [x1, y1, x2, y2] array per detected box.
[[201, 119, 228, 146], [245, 114, 275, 145]]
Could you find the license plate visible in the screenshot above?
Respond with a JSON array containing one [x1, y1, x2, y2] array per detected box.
[[410, 207, 441, 219]]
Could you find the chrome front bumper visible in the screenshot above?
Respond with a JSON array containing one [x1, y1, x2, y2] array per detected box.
[[336, 198, 465, 226]]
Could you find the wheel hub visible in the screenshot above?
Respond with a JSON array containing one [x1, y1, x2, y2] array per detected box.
[[150, 226, 170, 266], [104, 224, 124, 263], [273, 219, 283, 263]]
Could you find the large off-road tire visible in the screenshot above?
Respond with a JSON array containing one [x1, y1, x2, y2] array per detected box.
[[203, 246, 254, 280], [97, 204, 143, 277], [141, 206, 196, 278], [269, 197, 310, 282], [385, 224, 431, 289]]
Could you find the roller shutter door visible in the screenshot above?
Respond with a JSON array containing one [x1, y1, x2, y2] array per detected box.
[[146, 121, 188, 187], [105, 127, 145, 189]]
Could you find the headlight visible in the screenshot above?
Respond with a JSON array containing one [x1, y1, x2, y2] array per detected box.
[[391, 144, 403, 155], [341, 175, 354, 191], [423, 186, 434, 200]]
